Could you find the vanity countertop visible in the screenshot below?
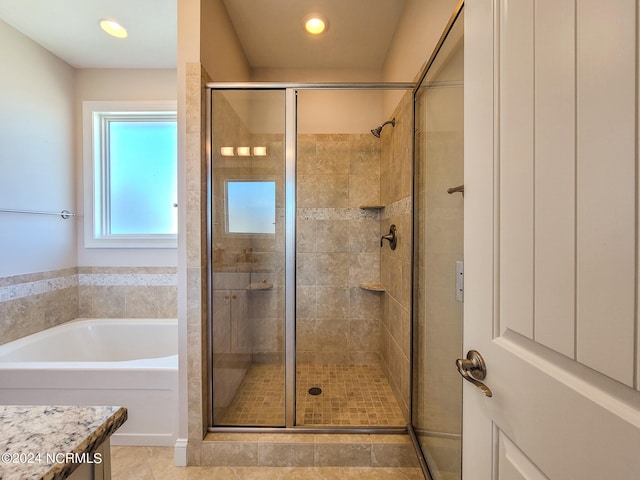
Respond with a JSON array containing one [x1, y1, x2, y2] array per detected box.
[[0, 405, 127, 480]]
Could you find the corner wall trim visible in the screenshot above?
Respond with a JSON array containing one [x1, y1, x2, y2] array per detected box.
[[173, 438, 188, 467]]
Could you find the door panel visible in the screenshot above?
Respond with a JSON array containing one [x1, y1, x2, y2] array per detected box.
[[210, 89, 286, 427], [533, 0, 576, 357], [575, 0, 636, 386], [464, 1, 640, 478], [497, 429, 549, 480], [498, 0, 535, 340]]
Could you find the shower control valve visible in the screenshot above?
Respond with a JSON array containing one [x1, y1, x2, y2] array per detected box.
[[380, 224, 397, 250]]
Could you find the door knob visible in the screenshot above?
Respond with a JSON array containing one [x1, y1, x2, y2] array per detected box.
[[456, 350, 493, 397]]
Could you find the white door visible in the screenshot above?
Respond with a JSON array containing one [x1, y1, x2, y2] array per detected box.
[[463, 1, 640, 479]]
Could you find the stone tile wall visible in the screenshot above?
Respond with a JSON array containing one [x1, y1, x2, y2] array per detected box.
[[185, 62, 210, 464], [77, 267, 177, 318], [379, 91, 414, 421], [200, 433, 419, 468], [0, 268, 78, 345], [0, 266, 177, 346], [296, 133, 383, 365]]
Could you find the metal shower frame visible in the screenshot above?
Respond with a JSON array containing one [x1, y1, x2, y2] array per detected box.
[[205, 82, 413, 434]]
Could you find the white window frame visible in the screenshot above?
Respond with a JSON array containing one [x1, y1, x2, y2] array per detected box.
[[82, 100, 178, 248]]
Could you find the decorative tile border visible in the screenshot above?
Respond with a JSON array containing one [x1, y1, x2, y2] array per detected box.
[[0, 274, 78, 302], [298, 207, 379, 221], [296, 198, 410, 223], [381, 197, 411, 220], [0, 269, 178, 302], [78, 273, 177, 287]]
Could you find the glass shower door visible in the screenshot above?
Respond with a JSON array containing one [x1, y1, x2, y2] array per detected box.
[[210, 89, 286, 426], [412, 9, 464, 480]]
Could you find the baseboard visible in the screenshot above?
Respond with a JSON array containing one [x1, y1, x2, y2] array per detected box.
[[173, 438, 188, 466]]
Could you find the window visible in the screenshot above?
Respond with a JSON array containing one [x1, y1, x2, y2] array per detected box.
[[83, 101, 177, 248], [226, 181, 276, 234]]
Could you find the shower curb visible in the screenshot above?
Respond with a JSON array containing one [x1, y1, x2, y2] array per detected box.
[[199, 433, 420, 468]]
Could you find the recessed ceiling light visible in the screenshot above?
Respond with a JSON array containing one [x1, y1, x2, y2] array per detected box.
[[99, 19, 128, 39], [304, 15, 328, 35]]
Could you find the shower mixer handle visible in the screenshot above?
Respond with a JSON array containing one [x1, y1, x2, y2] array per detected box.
[[380, 224, 397, 250]]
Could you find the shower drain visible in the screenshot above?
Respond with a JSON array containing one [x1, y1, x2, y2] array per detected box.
[[308, 387, 322, 396]]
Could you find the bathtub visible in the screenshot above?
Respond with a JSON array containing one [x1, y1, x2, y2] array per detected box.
[[0, 318, 178, 447]]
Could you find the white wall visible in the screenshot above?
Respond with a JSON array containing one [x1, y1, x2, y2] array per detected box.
[[0, 19, 76, 277], [74, 68, 178, 267]]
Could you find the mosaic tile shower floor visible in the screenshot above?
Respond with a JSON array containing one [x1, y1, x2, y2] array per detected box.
[[215, 363, 406, 426]]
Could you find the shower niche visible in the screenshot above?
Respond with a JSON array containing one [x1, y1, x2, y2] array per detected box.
[[208, 85, 414, 430]]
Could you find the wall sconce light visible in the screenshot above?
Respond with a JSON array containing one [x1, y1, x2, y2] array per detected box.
[[220, 147, 235, 156], [252, 146, 268, 156], [237, 147, 251, 156]]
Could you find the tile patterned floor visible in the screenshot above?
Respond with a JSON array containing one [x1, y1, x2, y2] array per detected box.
[[111, 446, 425, 480], [215, 363, 406, 427], [296, 364, 406, 426]]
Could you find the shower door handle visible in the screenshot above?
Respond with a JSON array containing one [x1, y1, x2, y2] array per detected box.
[[456, 350, 493, 397]]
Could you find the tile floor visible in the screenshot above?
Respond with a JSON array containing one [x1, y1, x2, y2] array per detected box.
[[110, 446, 425, 479], [215, 363, 406, 427]]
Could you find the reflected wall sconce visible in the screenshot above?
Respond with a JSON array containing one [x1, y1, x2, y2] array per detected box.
[[219, 146, 268, 157], [252, 146, 268, 156]]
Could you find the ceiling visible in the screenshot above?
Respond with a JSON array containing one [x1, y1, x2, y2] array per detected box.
[[0, 0, 406, 71], [0, 0, 177, 68], [221, 0, 406, 70]]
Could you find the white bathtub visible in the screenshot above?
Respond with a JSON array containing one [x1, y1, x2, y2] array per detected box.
[[0, 318, 178, 447]]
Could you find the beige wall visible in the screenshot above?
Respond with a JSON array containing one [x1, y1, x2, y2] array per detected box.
[[0, 20, 76, 343], [200, 0, 250, 82], [74, 68, 178, 268], [0, 19, 76, 278], [381, 0, 460, 118], [0, 23, 179, 344]]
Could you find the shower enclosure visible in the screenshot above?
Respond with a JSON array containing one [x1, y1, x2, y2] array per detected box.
[[207, 84, 414, 430], [412, 7, 464, 480], [205, 7, 464, 480]]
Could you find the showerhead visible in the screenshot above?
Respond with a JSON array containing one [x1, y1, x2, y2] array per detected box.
[[371, 118, 396, 138]]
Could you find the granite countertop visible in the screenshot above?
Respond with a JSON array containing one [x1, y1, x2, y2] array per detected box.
[[0, 405, 127, 480]]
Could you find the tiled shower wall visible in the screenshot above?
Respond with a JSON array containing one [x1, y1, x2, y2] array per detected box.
[[0, 266, 177, 346], [379, 91, 414, 420], [296, 133, 383, 364]]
